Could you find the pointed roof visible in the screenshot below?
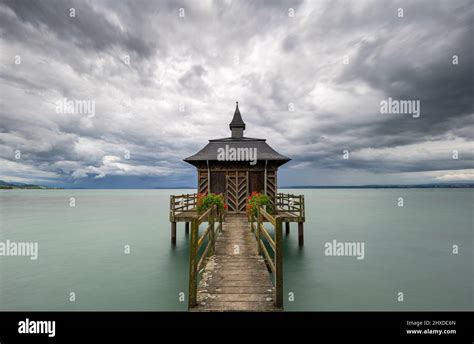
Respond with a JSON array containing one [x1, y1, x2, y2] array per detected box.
[[229, 102, 245, 130], [184, 102, 291, 167]]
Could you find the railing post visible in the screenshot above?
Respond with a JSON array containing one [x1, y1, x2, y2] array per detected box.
[[188, 217, 199, 308], [170, 195, 174, 222], [256, 207, 262, 254], [209, 206, 215, 256], [250, 213, 254, 233], [275, 216, 283, 308], [219, 211, 223, 233], [300, 195, 305, 220]]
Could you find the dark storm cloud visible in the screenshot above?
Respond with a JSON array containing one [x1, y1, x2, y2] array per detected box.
[[0, 0, 472, 186], [341, 28, 473, 139], [275, 0, 474, 176], [2, 0, 158, 58]]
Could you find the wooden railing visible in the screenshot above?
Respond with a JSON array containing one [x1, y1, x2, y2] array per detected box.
[[276, 193, 305, 221], [170, 193, 197, 221], [188, 205, 224, 308], [250, 207, 283, 308]]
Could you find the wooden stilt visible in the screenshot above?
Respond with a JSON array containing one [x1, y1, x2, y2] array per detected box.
[[185, 222, 189, 235], [171, 222, 177, 244], [285, 222, 290, 235], [298, 222, 304, 246]]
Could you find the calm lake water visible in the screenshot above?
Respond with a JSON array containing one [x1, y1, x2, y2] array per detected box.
[[0, 189, 472, 311]]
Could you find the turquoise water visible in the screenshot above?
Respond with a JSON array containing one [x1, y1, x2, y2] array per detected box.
[[0, 189, 472, 311]]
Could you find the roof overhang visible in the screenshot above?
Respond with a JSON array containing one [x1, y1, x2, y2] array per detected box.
[[184, 138, 291, 168]]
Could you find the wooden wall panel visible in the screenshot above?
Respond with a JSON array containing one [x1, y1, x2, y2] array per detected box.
[[266, 169, 276, 210], [196, 168, 277, 214], [198, 170, 208, 195]]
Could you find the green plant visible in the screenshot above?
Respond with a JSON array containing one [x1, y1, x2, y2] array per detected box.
[[246, 192, 273, 217], [197, 193, 226, 214]]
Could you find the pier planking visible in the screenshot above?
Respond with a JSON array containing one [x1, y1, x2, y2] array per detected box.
[[191, 215, 280, 312]]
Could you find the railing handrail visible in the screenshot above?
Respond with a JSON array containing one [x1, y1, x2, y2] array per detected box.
[[197, 207, 212, 222], [275, 193, 305, 221], [188, 205, 224, 308], [259, 207, 276, 226], [250, 206, 283, 308], [172, 192, 197, 198], [170, 193, 198, 221]]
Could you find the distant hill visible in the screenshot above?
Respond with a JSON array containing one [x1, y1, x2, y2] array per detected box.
[[0, 180, 61, 189]]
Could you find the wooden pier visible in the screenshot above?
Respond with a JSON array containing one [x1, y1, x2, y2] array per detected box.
[[193, 214, 279, 311], [170, 193, 305, 311], [169, 103, 306, 311], [169, 193, 197, 244], [275, 193, 305, 246]]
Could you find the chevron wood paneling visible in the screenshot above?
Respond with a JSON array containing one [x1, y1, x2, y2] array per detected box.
[[198, 170, 208, 195], [266, 170, 276, 210], [226, 171, 238, 212], [237, 171, 248, 212], [197, 168, 277, 214]]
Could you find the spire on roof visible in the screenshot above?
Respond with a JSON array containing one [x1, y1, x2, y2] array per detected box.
[[229, 101, 245, 138]]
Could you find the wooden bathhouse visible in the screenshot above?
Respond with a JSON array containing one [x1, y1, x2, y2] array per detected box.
[[183, 102, 290, 213], [169, 103, 305, 311]]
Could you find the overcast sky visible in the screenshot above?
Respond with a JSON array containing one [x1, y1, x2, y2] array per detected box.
[[0, 0, 473, 188]]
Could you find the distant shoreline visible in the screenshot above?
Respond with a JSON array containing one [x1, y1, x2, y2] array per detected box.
[[282, 184, 474, 189], [1, 185, 473, 190], [1, 179, 473, 190], [0, 186, 63, 190]]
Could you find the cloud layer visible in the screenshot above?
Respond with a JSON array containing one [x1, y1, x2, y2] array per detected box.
[[0, 0, 473, 187]]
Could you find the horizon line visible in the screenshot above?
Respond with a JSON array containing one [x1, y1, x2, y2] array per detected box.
[[3, 183, 472, 190]]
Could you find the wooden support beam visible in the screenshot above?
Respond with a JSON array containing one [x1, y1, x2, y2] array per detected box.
[[185, 222, 189, 235], [285, 222, 290, 235], [171, 222, 177, 245], [298, 222, 304, 246]]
